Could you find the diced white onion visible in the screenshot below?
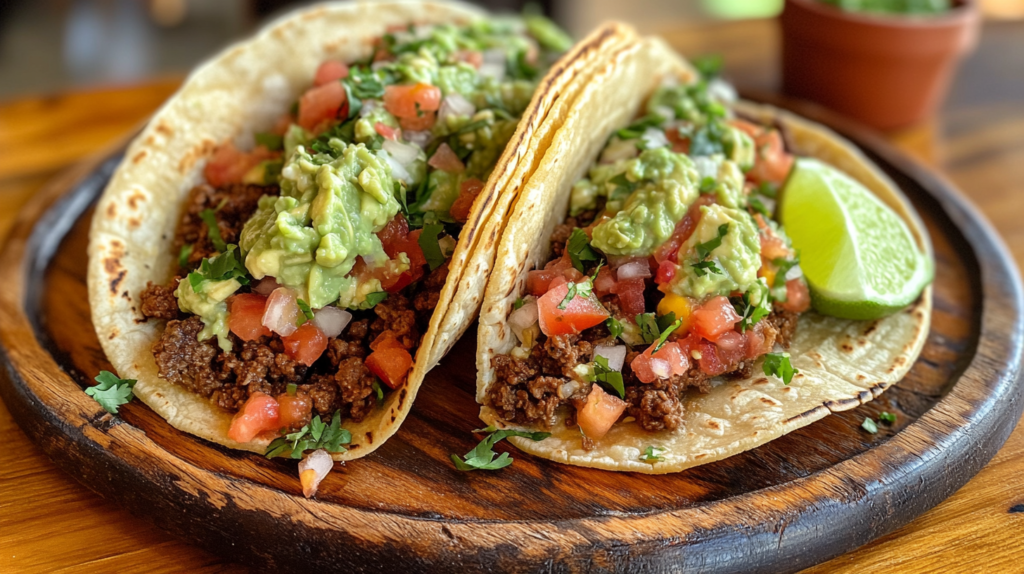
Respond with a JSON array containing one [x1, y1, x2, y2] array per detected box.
[[651, 358, 672, 380], [313, 306, 352, 339], [404, 129, 433, 149], [262, 287, 299, 337], [253, 276, 280, 296], [594, 345, 627, 372], [785, 264, 803, 281], [508, 298, 538, 343], [651, 105, 676, 123], [708, 78, 738, 104], [600, 137, 639, 164], [359, 98, 381, 118], [641, 127, 670, 150], [298, 449, 334, 498], [693, 156, 720, 181], [438, 93, 476, 125], [380, 150, 412, 184], [616, 260, 652, 280], [559, 380, 581, 400], [438, 235, 457, 258], [480, 49, 506, 81], [383, 138, 420, 167]]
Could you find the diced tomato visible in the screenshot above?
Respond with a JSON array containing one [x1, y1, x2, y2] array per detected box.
[[742, 320, 774, 359], [204, 142, 277, 188], [450, 178, 484, 222], [611, 278, 646, 319], [399, 112, 436, 132], [275, 392, 313, 431], [228, 293, 271, 341], [695, 338, 729, 376], [652, 196, 715, 264], [655, 260, 678, 285], [283, 323, 328, 367], [537, 282, 610, 337], [227, 392, 280, 443], [526, 269, 558, 296], [298, 80, 348, 131], [428, 142, 466, 173], [375, 122, 400, 141], [314, 60, 349, 86], [781, 278, 811, 313], [376, 214, 427, 289], [455, 50, 483, 68], [593, 265, 617, 297], [370, 332, 407, 352], [383, 83, 442, 118], [365, 342, 414, 389], [576, 384, 626, 441], [731, 119, 762, 139], [401, 228, 429, 270], [759, 231, 790, 261], [377, 214, 410, 257], [691, 296, 741, 342], [731, 120, 794, 186], [665, 126, 690, 154], [631, 341, 688, 383]]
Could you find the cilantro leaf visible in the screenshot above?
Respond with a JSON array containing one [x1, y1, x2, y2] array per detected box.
[[514, 297, 526, 310], [296, 299, 314, 326], [636, 313, 661, 344], [371, 379, 385, 404], [695, 223, 729, 260], [608, 173, 638, 202], [879, 411, 897, 424], [640, 446, 665, 463], [694, 53, 723, 79], [691, 259, 723, 277], [606, 316, 624, 339], [199, 208, 227, 252], [265, 410, 351, 459], [188, 245, 250, 291], [286, 383, 297, 396], [178, 243, 193, 268], [616, 113, 665, 140], [654, 318, 683, 352], [734, 288, 771, 332], [418, 223, 446, 271], [86, 371, 137, 414], [762, 352, 798, 385], [557, 262, 601, 310], [360, 291, 389, 309], [771, 257, 800, 289], [748, 196, 771, 218], [254, 132, 283, 151], [656, 312, 677, 333], [862, 417, 879, 434], [586, 355, 625, 399], [699, 176, 717, 193], [756, 181, 778, 199], [567, 228, 601, 273], [451, 427, 550, 471]]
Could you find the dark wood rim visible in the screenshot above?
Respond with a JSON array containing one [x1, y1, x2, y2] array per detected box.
[[1, 101, 1022, 573]]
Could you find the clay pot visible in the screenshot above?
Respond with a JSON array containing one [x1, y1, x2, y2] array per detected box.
[[780, 0, 979, 130]]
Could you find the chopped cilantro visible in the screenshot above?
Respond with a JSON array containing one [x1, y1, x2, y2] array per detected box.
[[254, 132, 283, 151], [606, 316, 624, 339], [343, 66, 389, 100], [265, 411, 351, 459], [640, 446, 665, 463], [756, 181, 778, 199], [178, 243, 193, 268], [694, 53, 723, 79], [567, 228, 601, 273], [187, 245, 250, 292], [608, 172, 638, 202], [695, 223, 729, 260], [762, 352, 798, 385], [514, 297, 526, 310], [507, 49, 538, 81], [691, 259, 723, 277], [557, 262, 601, 310], [199, 208, 227, 252], [699, 176, 717, 193], [734, 288, 770, 332], [748, 196, 771, 218], [656, 312, 678, 332], [362, 291, 389, 309], [654, 318, 683, 352], [296, 299, 314, 326], [418, 223, 446, 271], [286, 383, 297, 396], [451, 426, 550, 471], [586, 355, 625, 399], [86, 371, 137, 414], [371, 379, 385, 404], [879, 411, 897, 424], [616, 113, 665, 140], [636, 313, 661, 345], [772, 257, 800, 289], [862, 417, 879, 434]]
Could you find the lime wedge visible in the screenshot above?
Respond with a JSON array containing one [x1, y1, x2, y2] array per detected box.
[[779, 158, 931, 320]]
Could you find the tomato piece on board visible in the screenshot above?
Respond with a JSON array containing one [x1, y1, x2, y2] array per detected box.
[[537, 283, 610, 337], [576, 384, 627, 441], [450, 178, 484, 223], [275, 392, 313, 431], [283, 323, 328, 367], [228, 293, 271, 341], [365, 344, 414, 389], [383, 83, 442, 118], [314, 60, 349, 86], [298, 81, 347, 131], [227, 392, 280, 443], [691, 296, 741, 342]]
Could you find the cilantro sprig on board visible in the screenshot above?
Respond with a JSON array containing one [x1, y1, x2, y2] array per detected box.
[[451, 426, 550, 471], [86, 371, 137, 414], [265, 411, 351, 459]]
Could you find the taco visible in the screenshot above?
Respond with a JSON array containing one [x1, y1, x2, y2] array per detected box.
[[88, 0, 635, 463], [475, 36, 932, 473]]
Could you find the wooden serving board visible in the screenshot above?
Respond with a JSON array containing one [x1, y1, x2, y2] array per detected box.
[[1, 102, 1022, 574]]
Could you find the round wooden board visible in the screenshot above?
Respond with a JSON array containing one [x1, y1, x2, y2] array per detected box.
[[1, 101, 1022, 574]]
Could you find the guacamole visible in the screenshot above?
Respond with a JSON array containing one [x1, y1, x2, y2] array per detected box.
[[672, 204, 761, 299], [175, 277, 240, 352]]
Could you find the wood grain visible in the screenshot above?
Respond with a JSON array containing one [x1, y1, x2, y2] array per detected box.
[[1, 18, 1023, 574]]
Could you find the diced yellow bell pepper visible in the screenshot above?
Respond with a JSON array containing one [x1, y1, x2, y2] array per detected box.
[[657, 293, 693, 335]]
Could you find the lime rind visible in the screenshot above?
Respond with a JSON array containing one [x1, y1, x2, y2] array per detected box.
[[780, 158, 932, 320]]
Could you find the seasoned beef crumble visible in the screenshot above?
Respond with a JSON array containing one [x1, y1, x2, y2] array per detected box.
[[175, 183, 279, 267]]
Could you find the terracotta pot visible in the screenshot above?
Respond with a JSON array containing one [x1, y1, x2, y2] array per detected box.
[[780, 0, 979, 130]]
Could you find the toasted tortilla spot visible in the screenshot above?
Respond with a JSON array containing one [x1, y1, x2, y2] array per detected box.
[[155, 121, 173, 136], [752, 377, 770, 386], [127, 191, 146, 210], [105, 203, 117, 218], [132, 150, 148, 164], [178, 139, 217, 174], [109, 270, 126, 294], [365, 431, 373, 444], [399, 388, 407, 408], [841, 342, 853, 352]]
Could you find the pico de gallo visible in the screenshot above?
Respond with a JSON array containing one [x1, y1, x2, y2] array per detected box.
[[487, 64, 810, 449], [138, 15, 571, 467]]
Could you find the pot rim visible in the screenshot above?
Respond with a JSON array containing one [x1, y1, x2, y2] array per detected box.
[[785, 0, 977, 29]]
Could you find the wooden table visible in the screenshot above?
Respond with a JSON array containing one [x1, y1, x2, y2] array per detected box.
[[2, 19, 1023, 574]]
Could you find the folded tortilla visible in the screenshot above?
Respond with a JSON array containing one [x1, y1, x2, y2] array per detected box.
[[476, 36, 932, 473], [87, 0, 637, 460]]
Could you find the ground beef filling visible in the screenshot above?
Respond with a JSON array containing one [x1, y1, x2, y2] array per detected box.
[[176, 182, 279, 267], [487, 310, 798, 434]]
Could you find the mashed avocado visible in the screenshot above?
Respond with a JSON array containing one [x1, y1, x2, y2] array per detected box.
[[590, 148, 700, 256], [175, 277, 240, 352], [671, 204, 761, 299], [241, 143, 400, 309]]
